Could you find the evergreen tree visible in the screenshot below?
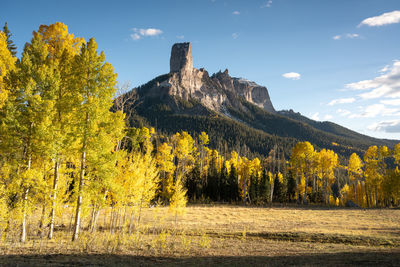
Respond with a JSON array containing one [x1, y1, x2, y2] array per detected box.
[[259, 168, 270, 204], [285, 171, 295, 203], [186, 163, 201, 201], [2, 22, 17, 56], [249, 174, 257, 204], [228, 165, 239, 202], [273, 172, 287, 203], [219, 164, 229, 202]]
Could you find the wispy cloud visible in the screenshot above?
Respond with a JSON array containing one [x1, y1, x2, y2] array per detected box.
[[261, 0, 272, 8], [359, 10, 400, 27], [380, 99, 400, 106], [328, 97, 355, 106], [232, 11, 240, 15], [131, 28, 163, 40], [345, 60, 400, 99], [337, 109, 352, 117], [176, 35, 185, 39], [311, 112, 320, 121], [379, 65, 390, 73], [346, 33, 359, 38], [368, 120, 400, 133], [131, 33, 141, 40], [232, 33, 239, 39], [282, 72, 301, 80], [349, 104, 400, 118], [324, 114, 333, 120], [332, 33, 360, 40]]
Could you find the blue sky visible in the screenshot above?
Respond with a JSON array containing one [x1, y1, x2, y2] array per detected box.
[[2, 0, 400, 140]]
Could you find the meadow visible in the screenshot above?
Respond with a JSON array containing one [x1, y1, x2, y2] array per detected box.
[[1, 205, 399, 266]]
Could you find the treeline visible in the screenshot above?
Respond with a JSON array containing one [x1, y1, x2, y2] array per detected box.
[[0, 22, 399, 245]]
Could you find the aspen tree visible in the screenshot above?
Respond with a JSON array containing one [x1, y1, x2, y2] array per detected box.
[[34, 22, 85, 239], [290, 142, 317, 204], [364, 146, 388, 207], [394, 143, 400, 165], [70, 38, 124, 241], [318, 149, 338, 204], [0, 30, 16, 108], [169, 173, 187, 228], [172, 131, 196, 179], [198, 131, 209, 183], [347, 153, 363, 206], [9, 31, 61, 242], [156, 142, 176, 201]]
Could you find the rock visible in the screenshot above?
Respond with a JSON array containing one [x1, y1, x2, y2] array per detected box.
[[144, 42, 275, 114], [170, 42, 193, 75], [346, 200, 359, 208]]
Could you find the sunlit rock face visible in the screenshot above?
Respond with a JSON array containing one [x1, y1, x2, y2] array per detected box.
[[144, 42, 275, 113]]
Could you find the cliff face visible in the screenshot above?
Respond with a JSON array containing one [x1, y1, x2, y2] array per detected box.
[[142, 42, 275, 114]]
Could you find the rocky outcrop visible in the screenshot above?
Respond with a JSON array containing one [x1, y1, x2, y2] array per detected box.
[[142, 42, 275, 114], [170, 42, 193, 75]]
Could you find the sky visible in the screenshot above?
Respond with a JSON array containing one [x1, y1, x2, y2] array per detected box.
[[2, 0, 400, 140]]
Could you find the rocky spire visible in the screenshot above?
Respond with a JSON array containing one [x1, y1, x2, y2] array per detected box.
[[170, 42, 193, 74]]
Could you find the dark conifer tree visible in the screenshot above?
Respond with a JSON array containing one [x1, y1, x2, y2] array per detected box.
[[3, 22, 17, 56], [228, 165, 239, 202], [259, 169, 270, 204], [219, 164, 230, 201]]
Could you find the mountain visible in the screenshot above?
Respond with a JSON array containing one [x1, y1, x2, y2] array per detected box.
[[120, 42, 398, 158], [141, 42, 275, 114]]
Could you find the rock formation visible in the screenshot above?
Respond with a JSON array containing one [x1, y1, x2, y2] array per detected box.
[[142, 42, 275, 114], [170, 42, 193, 74]]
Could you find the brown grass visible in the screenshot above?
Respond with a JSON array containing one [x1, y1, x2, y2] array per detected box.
[[2, 204, 400, 266]]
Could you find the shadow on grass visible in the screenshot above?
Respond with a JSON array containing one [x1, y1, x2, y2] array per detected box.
[[1, 251, 400, 266], [188, 203, 400, 211]]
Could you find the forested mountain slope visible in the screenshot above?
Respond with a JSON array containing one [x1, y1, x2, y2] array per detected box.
[[119, 42, 398, 158]]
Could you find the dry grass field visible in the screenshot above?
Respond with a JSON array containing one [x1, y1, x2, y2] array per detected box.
[[1, 205, 400, 266]]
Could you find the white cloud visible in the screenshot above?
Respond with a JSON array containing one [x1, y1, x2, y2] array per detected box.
[[130, 33, 141, 40], [345, 60, 400, 99], [282, 72, 301, 80], [324, 115, 333, 120], [131, 28, 163, 40], [346, 33, 359, 38], [232, 33, 239, 39], [380, 99, 400, 106], [261, 0, 272, 8], [311, 112, 320, 121], [337, 109, 352, 117], [232, 11, 240, 15], [176, 35, 185, 39], [138, 28, 162, 36], [346, 79, 380, 90], [359, 86, 393, 99], [359, 10, 400, 27], [333, 33, 360, 40], [379, 65, 390, 73], [368, 120, 400, 133], [349, 104, 400, 118], [328, 97, 355, 106]]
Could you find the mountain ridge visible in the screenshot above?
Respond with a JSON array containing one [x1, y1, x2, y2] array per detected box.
[[120, 42, 398, 158]]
